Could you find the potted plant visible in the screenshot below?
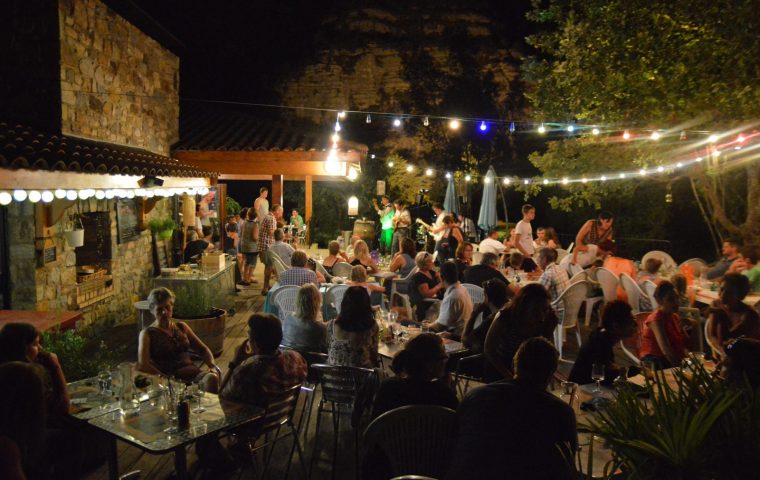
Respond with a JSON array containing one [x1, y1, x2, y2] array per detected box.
[[166, 279, 226, 356], [147, 218, 177, 240], [64, 213, 85, 247]]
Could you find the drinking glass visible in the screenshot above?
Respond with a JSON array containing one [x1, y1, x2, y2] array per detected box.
[[193, 382, 206, 414], [389, 311, 398, 324], [98, 369, 113, 395], [591, 363, 605, 393], [560, 381, 579, 414]]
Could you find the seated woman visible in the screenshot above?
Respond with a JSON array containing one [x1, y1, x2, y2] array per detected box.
[[484, 283, 559, 379], [637, 258, 663, 287], [388, 237, 416, 278], [327, 286, 379, 368], [462, 278, 511, 354], [569, 301, 638, 384], [322, 240, 349, 275], [306, 258, 327, 283], [409, 252, 445, 322], [282, 284, 327, 353], [348, 265, 385, 296], [137, 287, 221, 392], [706, 273, 760, 359], [453, 242, 474, 282], [372, 333, 458, 419], [639, 281, 690, 369], [670, 273, 693, 308], [720, 337, 760, 389], [349, 240, 379, 274]]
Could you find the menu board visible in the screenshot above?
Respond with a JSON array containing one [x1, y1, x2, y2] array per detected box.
[[116, 198, 141, 244], [76, 212, 113, 265]]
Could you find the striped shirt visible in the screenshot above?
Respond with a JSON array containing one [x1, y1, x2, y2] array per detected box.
[[539, 263, 571, 318], [259, 212, 276, 252]]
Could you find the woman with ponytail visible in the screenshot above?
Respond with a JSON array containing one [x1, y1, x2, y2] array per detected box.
[[371, 333, 458, 418]]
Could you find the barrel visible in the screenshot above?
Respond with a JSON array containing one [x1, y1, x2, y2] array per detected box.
[[182, 308, 227, 357], [353, 219, 376, 249]]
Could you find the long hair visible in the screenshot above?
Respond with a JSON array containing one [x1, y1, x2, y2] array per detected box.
[[543, 227, 560, 247], [503, 283, 553, 333], [0, 322, 39, 363], [400, 237, 416, 257], [353, 240, 370, 262], [336, 286, 375, 332], [455, 242, 472, 261], [295, 284, 321, 321], [391, 333, 445, 380]]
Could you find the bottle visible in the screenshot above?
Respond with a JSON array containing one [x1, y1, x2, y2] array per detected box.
[[177, 396, 190, 429]]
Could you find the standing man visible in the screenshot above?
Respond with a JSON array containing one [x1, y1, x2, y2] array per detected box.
[[253, 187, 269, 221], [428, 203, 449, 256], [373, 196, 394, 255], [390, 199, 412, 256], [259, 204, 282, 295], [515, 204, 538, 272]]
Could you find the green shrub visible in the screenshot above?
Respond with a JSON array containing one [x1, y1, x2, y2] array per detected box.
[[41, 327, 125, 381]]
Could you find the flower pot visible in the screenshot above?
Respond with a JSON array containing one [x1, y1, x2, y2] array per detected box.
[[65, 229, 85, 247], [158, 229, 174, 240], [177, 308, 226, 356]]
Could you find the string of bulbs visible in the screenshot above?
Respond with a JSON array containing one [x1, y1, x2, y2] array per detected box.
[[0, 186, 211, 205]]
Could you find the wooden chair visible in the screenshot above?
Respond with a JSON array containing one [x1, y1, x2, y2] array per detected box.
[[551, 281, 588, 360]]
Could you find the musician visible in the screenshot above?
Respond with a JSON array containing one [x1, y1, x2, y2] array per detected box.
[[373, 196, 394, 255], [428, 203, 449, 253], [391, 199, 412, 256]]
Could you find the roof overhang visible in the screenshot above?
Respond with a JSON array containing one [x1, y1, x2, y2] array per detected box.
[[0, 168, 211, 190]]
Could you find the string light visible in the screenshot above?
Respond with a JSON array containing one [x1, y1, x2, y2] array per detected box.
[[623, 130, 631, 140], [423, 116, 429, 126], [95, 190, 105, 199], [465, 175, 472, 182], [538, 123, 546, 134], [523, 179, 530, 185], [479, 121, 488, 132], [484, 176, 491, 183], [0, 192, 11, 205], [562, 178, 569, 185], [650, 131, 661, 140], [657, 166, 665, 172], [387, 161, 394, 167], [370, 154, 376, 159], [27, 191, 41, 203], [406, 165, 414, 173], [680, 131, 687, 140], [567, 124, 575, 133], [54, 189, 66, 199], [425, 168, 433, 176], [13, 190, 27, 202], [708, 134, 718, 143], [366, 114, 371, 124], [449, 119, 461, 130], [445, 172, 452, 179], [639, 169, 648, 176], [600, 175, 607, 181], [592, 128, 600, 135], [41, 191, 54, 203], [737, 134, 745, 143], [334, 121, 341, 132], [509, 122, 516, 134], [543, 179, 549, 185], [503, 178, 510, 185], [337, 111, 346, 119], [393, 118, 402, 127], [331, 133, 340, 142]]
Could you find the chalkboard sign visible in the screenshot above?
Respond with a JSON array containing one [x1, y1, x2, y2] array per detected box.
[[43, 246, 57, 264], [116, 198, 141, 244], [76, 212, 113, 265]]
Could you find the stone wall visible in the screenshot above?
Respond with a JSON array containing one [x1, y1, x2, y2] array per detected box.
[[58, 0, 179, 156], [8, 197, 174, 327]]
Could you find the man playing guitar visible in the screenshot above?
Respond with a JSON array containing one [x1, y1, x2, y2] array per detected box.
[[391, 199, 412, 256], [417, 203, 449, 255], [373, 195, 394, 255]]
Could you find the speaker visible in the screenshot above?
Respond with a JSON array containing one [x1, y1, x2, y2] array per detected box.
[[138, 176, 164, 188]]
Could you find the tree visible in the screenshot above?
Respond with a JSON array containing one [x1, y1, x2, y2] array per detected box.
[[522, 0, 760, 248]]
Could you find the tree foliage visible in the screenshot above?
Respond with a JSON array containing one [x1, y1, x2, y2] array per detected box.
[[523, 0, 760, 247]]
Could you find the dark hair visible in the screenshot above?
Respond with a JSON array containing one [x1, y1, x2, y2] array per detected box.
[[260, 187, 268, 194], [483, 279, 509, 308], [202, 225, 212, 237], [336, 286, 375, 332], [522, 204, 535, 214], [742, 245, 760, 264], [0, 323, 40, 363], [724, 238, 742, 248], [509, 251, 523, 268], [598, 210, 614, 220], [0, 362, 46, 465], [442, 215, 455, 225], [394, 199, 405, 207], [514, 337, 558, 385], [247, 313, 282, 354], [440, 261, 459, 284], [670, 273, 688, 297], [488, 228, 500, 237], [274, 228, 284, 241], [653, 280, 678, 303], [225, 222, 237, 233], [328, 240, 340, 255], [240, 207, 248, 219], [272, 204, 283, 213], [480, 252, 499, 266], [432, 202, 443, 210], [537, 247, 557, 263], [247, 208, 257, 220], [722, 273, 751, 300], [644, 258, 662, 274], [543, 227, 560, 245], [391, 333, 445, 380], [291, 250, 308, 268], [400, 237, 417, 257], [600, 300, 634, 331], [597, 239, 616, 254]]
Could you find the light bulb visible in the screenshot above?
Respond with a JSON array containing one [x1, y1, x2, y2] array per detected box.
[[657, 165, 666, 173], [509, 122, 516, 133], [13, 190, 27, 202], [0, 192, 11, 205], [54, 189, 67, 199], [581, 177, 588, 183], [737, 134, 745, 143], [366, 114, 371, 124], [479, 121, 487, 132], [66, 190, 77, 200], [406, 165, 414, 173], [393, 118, 402, 127], [464, 175, 471, 182], [387, 161, 394, 167], [696, 157, 703, 162], [708, 134, 718, 143], [449, 119, 461, 130], [370, 154, 375, 159], [543, 179, 549, 185], [484, 176, 491, 183], [562, 178, 569, 185], [592, 128, 600, 135], [651, 131, 661, 140], [639, 169, 647, 176], [331, 133, 340, 142], [78, 190, 89, 200], [623, 130, 631, 140], [145, 190, 155, 198], [445, 172, 452, 180], [567, 125, 575, 133], [523, 179, 530, 185], [503, 178, 510, 185], [41, 191, 54, 203], [27, 191, 41, 203], [425, 168, 433, 176], [600, 176, 607, 182], [105, 190, 115, 199], [619, 173, 626, 179], [338, 111, 346, 119], [676, 162, 683, 168], [422, 117, 429, 126], [334, 121, 341, 132], [537, 123, 546, 134], [126, 190, 135, 198]]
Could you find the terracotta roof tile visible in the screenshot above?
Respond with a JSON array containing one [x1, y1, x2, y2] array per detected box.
[[0, 121, 218, 178]]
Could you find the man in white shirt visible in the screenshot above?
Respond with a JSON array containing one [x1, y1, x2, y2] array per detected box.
[[253, 187, 269, 221], [391, 199, 412, 256], [268, 229, 295, 266], [514, 204, 536, 258], [479, 229, 508, 255], [426, 261, 473, 338]]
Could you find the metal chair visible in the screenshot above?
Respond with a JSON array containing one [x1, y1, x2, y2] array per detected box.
[[236, 383, 308, 480], [620, 273, 649, 314], [326, 284, 349, 315], [280, 349, 329, 442], [620, 312, 649, 365], [272, 285, 301, 316], [453, 353, 486, 398], [551, 280, 588, 360], [362, 405, 458, 480], [390, 267, 419, 320], [331, 262, 353, 279], [461, 283, 484, 305], [308, 364, 376, 480], [641, 250, 678, 273]]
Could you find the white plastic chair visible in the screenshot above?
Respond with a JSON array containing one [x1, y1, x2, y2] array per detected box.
[[297, 226, 307, 247], [641, 250, 678, 273], [596, 268, 619, 303], [326, 284, 349, 315], [390, 267, 419, 320], [551, 280, 588, 360], [314, 260, 333, 281], [570, 270, 605, 326], [471, 251, 483, 266], [331, 262, 353, 279], [566, 242, 574, 254], [461, 283, 485, 305], [565, 262, 583, 278], [268, 250, 288, 276], [569, 270, 587, 285], [678, 258, 708, 278], [620, 273, 648, 314], [642, 280, 658, 310], [272, 285, 300, 316], [555, 248, 569, 263]]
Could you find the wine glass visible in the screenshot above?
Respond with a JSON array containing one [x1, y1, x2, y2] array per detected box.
[[591, 363, 605, 393], [193, 382, 205, 413]]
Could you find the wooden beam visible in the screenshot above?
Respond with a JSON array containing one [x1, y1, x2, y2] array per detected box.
[[219, 174, 350, 182], [305, 175, 312, 245], [174, 150, 362, 177], [271, 175, 283, 208]]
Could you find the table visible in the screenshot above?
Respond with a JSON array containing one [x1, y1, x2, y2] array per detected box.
[[379, 337, 468, 359], [88, 392, 263, 480], [370, 271, 399, 281], [692, 284, 760, 306], [0, 309, 82, 331]]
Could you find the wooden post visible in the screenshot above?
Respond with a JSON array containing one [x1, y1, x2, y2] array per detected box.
[[271, 174, 283, 208], [305, 175, 313, 245]]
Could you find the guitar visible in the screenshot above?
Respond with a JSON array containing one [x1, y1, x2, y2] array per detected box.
[[415, 218, 437, 239]]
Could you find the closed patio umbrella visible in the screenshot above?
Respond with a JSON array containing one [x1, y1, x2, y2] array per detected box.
[[443, 177, 459, 217], [478, 166, 498, 232]]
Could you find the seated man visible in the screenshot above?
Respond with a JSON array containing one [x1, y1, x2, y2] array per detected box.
[[425, 261, 473, 338], [220, 313, 307, 406], [637, 258, 663, 287], [478, 229, 508, 256], [536, 247, 571, 317], [269, 228, 295, 266], [463, 252, 513, 292], [449, 337, 578, 479], [278, 250, 319, 287], [184, 229, 213, 261], [706, 239, 741, 281]]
